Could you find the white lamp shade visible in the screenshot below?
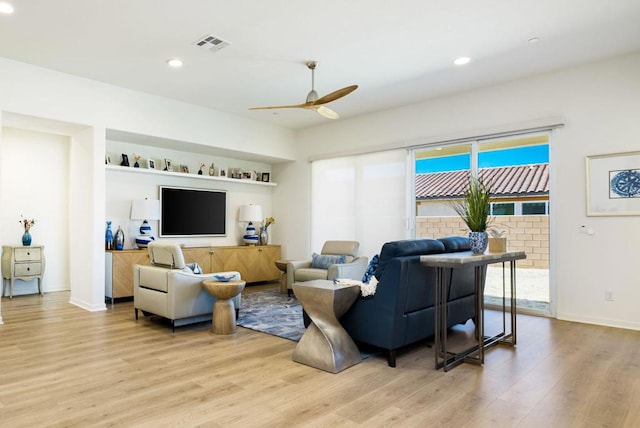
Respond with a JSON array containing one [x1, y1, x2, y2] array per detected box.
[[130, 199, 160, 220], [238, 204, 262, 222]]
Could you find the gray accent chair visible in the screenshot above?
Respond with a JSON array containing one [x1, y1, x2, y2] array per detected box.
[[286, 240, 368, 296], [133, 241, 241, 331]]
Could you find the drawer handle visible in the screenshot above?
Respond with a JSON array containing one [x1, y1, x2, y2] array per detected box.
[[27, 252, 31, 256], [27, 267, 30, 271]]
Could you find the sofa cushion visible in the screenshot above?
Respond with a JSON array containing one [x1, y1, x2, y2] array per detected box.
[[311, 253, 346, 269], [185, 262, 203, 274], [438, 236, 471, 253], [375, 239, 445, 278], [295, 268, 331, 282], [361, 254, 380, 283]]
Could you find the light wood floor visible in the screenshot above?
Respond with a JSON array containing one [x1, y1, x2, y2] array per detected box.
[[1, 290, 639, 428]]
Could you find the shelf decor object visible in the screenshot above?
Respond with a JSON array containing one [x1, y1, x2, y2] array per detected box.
[[238, 204, 262, 245], [105, 221, 114, 250], [586, 151, 640, 216], [130, 199, 161, 248]]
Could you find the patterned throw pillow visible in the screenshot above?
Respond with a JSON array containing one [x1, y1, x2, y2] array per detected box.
[[185, 262, 203, 274], [311, 253, 346, 269], [361, 254, 380, 283]]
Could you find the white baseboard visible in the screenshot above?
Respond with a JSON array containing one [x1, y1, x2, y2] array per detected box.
[[556, 312, 640, 331]]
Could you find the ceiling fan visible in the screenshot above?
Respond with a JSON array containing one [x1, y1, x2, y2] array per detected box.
[[249, 61, 358, 119]]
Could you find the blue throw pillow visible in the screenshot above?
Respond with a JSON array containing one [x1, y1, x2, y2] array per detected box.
[[311, 253, 346, 269], [362, 254, 379, 283], [185, 262, 202, 274]]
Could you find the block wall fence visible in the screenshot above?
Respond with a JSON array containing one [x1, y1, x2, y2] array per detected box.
[[416, 215, 549, 269]]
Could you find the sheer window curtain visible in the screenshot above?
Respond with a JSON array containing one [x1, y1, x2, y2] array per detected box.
[[311, 149, 410, 258]]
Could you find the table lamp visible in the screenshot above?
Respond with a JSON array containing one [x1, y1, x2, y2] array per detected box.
[[238, 204, 262, 245], [130, 199, 161, 248]]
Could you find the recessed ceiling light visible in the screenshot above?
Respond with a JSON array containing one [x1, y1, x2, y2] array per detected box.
[[528, 37, 540, 44], [454, 57, 471, 66], [166, 58, 183, 68], [0, 2, 14, 14]]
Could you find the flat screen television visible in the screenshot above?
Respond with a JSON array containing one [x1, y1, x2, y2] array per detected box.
[[159, 186, 227, 237]]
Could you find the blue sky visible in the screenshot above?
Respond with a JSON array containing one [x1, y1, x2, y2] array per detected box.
[[416, 145, 549, 173]]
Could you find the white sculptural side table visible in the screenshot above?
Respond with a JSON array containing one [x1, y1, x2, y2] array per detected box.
[[292, 279, 361, 373]]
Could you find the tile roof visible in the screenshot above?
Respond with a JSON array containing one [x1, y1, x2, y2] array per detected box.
[[416, 164, 549, 200]]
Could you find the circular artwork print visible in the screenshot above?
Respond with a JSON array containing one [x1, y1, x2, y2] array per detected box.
[[610, 170, 640, 198]]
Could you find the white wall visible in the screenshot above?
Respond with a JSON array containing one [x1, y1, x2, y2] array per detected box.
[[274, 52, 640, 330], [0, 127, 70, 295]]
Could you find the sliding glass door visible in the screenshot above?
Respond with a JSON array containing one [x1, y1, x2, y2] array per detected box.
[[414, 132, 551, 314]]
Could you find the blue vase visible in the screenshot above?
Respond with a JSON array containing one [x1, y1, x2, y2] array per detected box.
[[22, 231, 32, 246], [105, 221, 114, 250], [469, 231, 488, 254]]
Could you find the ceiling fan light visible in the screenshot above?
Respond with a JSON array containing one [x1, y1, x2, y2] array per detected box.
[[316, 105, 339, 120]]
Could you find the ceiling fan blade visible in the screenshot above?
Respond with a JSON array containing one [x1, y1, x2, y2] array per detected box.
[[314, 85, 358, 106], [249, 102, 313, 110]]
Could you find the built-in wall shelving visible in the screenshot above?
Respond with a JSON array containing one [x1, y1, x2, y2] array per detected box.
[[105, 164, 277, 187]]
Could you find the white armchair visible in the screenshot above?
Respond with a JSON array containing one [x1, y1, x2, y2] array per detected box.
[[133, 242, 241, 331], [286, 241, 368, 296]]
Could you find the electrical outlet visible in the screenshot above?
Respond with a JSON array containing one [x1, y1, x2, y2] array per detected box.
[[605, 290, 614, 301]]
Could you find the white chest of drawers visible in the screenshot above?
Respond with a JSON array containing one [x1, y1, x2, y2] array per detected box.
[[1, 245, 45, 299]]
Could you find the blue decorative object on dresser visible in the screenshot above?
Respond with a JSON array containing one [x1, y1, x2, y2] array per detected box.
[[21, 231, 32, 246]]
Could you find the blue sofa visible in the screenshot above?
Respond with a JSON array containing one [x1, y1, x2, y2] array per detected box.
[[340, 236, 478, 367]]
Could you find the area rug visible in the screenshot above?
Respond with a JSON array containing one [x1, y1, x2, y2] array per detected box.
[[236, 290, 305, 341], [236, 289, 381, 362]]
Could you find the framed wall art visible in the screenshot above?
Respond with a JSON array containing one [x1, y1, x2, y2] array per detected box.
[[586, 151, 640, 216], [148, 159, 156, 169]]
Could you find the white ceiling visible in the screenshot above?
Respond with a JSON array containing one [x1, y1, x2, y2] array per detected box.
[[1, 0, 640, 130]]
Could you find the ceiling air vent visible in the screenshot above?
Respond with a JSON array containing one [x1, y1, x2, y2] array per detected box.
[[193, 34, 231, 52]]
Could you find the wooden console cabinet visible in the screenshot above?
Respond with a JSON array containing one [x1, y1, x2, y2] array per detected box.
[[105, 249, 149, 303], [105, 245, 281, 301], [182, 245, 282, 284]]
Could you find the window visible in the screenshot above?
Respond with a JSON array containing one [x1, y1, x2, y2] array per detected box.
[[490, 201, 548, 215], [491, 203, 514, 215], [522, 202, 547, 215], [311, 149, 409, 257]]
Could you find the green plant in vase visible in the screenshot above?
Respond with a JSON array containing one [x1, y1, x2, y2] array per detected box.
[[452, 176, 493, 254]]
